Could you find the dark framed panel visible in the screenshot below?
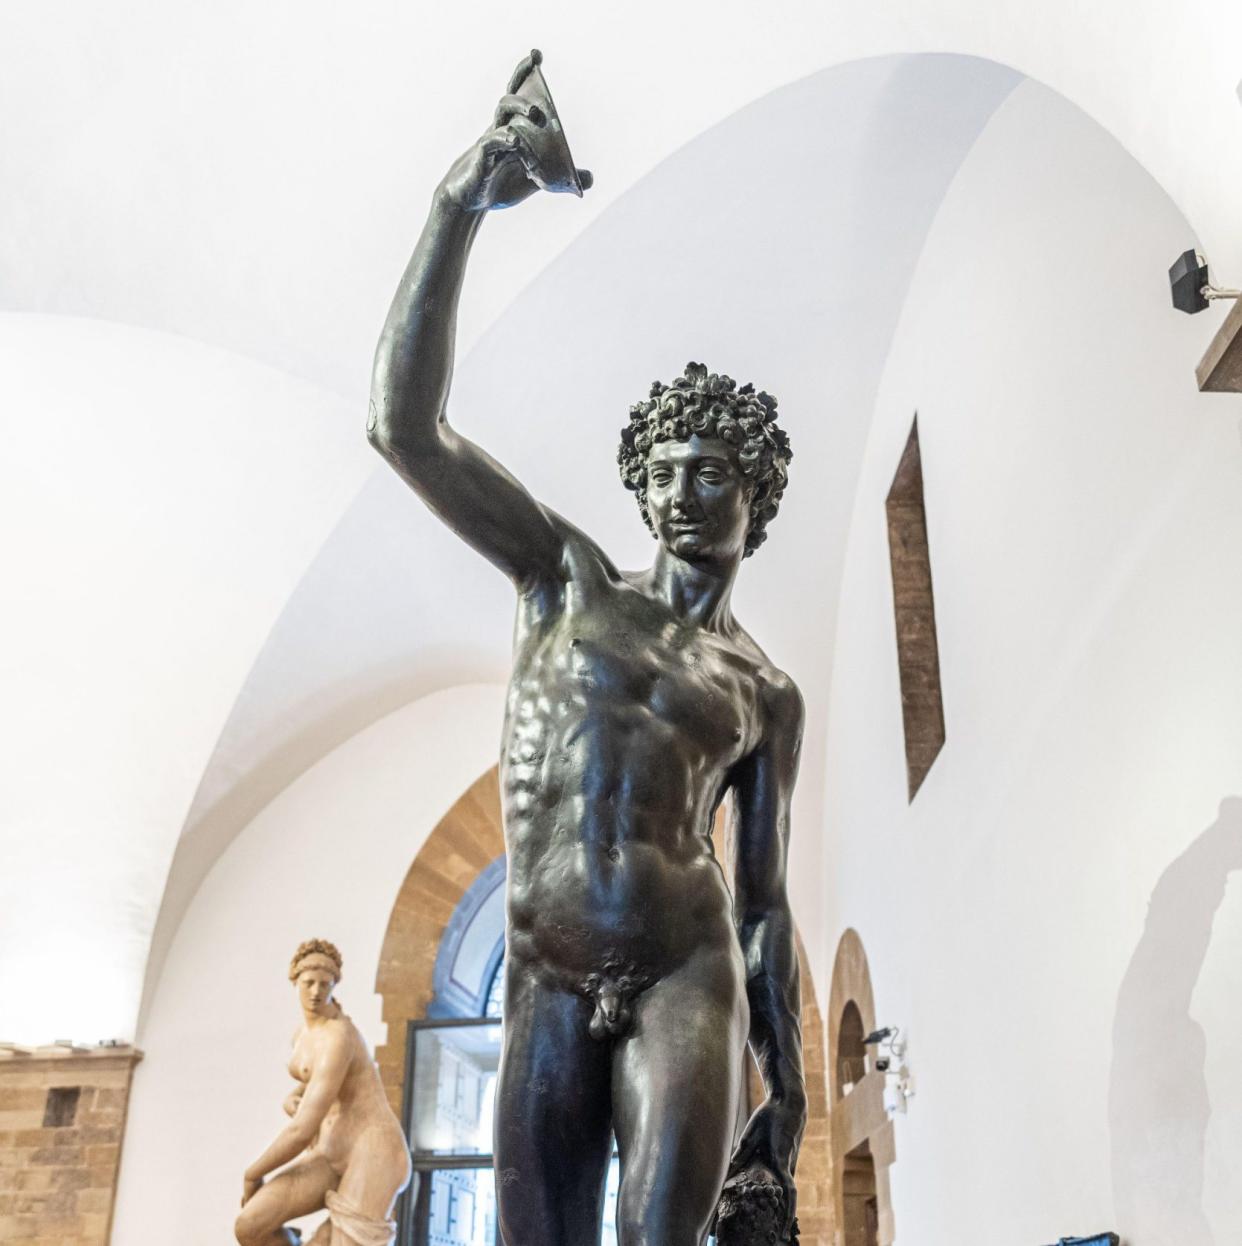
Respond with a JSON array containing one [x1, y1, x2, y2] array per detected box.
[[399, 1016, 503, 1246]]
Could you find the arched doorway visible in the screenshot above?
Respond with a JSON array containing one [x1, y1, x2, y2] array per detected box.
[[835, 998, 879, 1245], [828, 929, 895, 1246], [842, 1141, 879, 1246], [837, 1000, 867, 1097]]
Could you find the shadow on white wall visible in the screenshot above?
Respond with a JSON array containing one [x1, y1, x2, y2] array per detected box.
[[1109, 797, 1242, 1244]]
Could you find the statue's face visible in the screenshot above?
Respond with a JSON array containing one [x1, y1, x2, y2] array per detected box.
[[296, 967, 337, 1016], [645, 435, 752, 565]]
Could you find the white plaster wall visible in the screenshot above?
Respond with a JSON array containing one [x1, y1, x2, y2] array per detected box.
[[111, 682, 505, 1246], [1196, 873, 1242, 1236], [825, 81, 1242, 1242], [0, 314, 370, 1044]]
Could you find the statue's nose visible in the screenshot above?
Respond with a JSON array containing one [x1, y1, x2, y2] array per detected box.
[[671, 482, 702, 518]]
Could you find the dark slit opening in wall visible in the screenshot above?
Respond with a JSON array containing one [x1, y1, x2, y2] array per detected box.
[[885, 415, 945, 801], [43, 1086, 81, 1128]]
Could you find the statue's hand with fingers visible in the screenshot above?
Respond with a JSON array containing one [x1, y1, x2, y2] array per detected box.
[[439, 49, 592, 214], [715, 1098, 804, 1246]]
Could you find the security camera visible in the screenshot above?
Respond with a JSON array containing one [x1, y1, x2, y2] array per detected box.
[[1169, 249, 1239, 314], [863, 1026, 915, 1116], [864, 1026, 906, 1059]]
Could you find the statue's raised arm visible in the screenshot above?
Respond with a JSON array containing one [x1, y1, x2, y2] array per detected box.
[[368, 51, 804, 1246], [368, 51, 591, 590]]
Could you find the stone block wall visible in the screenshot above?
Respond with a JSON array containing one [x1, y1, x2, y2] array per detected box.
[[795, 979, 834, 1246], [0, 1045, 141, 1245]]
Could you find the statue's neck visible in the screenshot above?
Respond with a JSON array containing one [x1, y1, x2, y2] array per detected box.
[[303, 1001, 342, 1028], [645, 547, 740, 631]]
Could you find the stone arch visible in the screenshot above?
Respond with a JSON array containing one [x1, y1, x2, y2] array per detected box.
[[373, 765, 505, 1115], [792, 933, 833, 1246], [428, 853, 507, 1018], [827, 928, 895, 1246]]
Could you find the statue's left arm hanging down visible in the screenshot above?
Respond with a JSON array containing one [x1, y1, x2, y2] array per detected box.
[[722, 677, 808, 1243]]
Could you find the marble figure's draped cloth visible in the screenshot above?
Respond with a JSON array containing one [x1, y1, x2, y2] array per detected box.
[[306, 1190, 397, 1246]]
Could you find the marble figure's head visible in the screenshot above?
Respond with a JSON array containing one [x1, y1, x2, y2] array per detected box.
[[289, 938, 342, 1015], [618, 362, 792, 559]]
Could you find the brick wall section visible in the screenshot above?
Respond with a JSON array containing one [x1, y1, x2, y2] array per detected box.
[[373, 768, 834, 1244], [0, 1045, 141, 1245], [796, 954, 833, 1246], [885, 415, 946, 801]]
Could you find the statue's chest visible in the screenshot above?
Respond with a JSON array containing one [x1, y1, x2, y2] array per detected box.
[[554, 613, 754, 753], [288, 1034, 315, 1083]]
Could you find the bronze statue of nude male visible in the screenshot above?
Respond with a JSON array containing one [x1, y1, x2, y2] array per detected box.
[[368, 50, 806, 1246]]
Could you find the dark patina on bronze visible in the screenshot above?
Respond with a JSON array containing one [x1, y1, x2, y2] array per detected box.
[[369, 50, 807, 1246]]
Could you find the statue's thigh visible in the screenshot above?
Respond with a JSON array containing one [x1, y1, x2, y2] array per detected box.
[[612, 954, 748, 1245], [236, 1154, 337, 1239], [332, 1126, 411, 1221], [495, 978, 614, 1246]]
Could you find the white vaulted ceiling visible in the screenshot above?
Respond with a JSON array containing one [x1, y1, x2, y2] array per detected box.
[[3, 0, 1242, 1047]]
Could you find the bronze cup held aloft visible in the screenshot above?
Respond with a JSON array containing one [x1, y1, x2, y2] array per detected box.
[[513, 49, 592, 196]]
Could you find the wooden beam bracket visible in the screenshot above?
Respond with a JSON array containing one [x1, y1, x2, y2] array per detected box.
[[1196, 295, 1242, 391]]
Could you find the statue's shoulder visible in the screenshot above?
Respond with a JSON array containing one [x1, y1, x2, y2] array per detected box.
[[541, 507, 623, 588], [315, 1013, 358, 1056], [724, 623, 803, 732], [733, 632, 803, 733], [762, 668, 805, 733], [515, 510, 622, 621]]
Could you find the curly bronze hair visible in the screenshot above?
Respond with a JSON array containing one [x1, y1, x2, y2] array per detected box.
[[288, 938, 343, 984], [617, 362, 792, 557]]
